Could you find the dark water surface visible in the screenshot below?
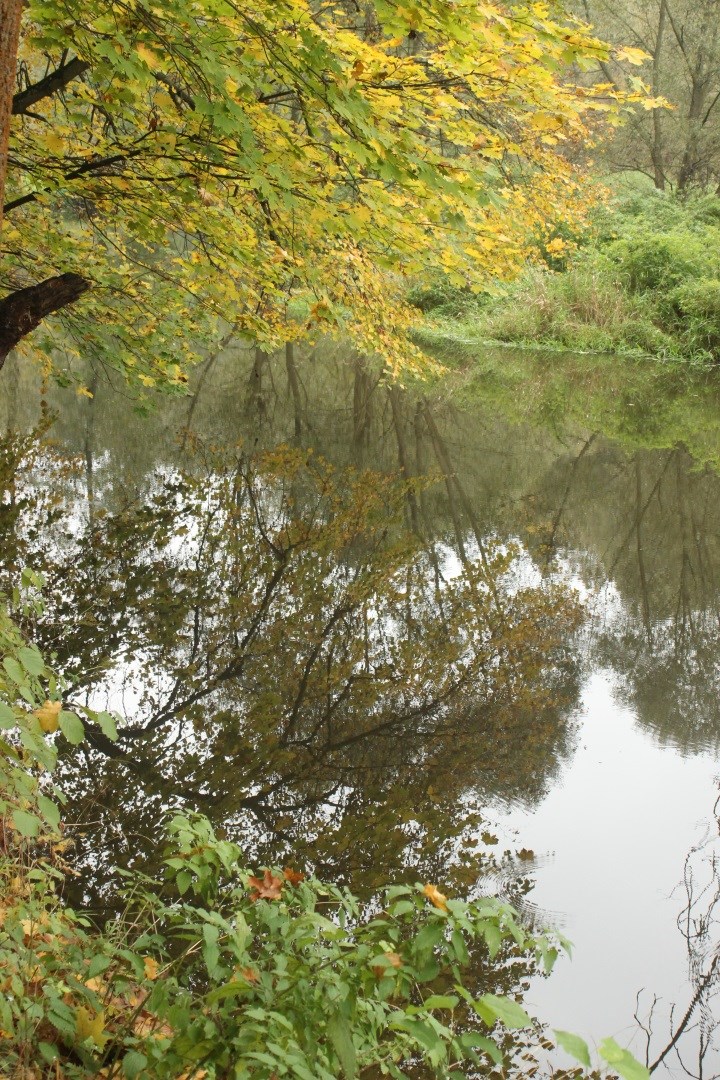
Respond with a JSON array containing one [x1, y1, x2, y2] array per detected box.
[[2, 344, 720, 1075]]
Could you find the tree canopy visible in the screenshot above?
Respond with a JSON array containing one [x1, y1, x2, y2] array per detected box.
[[1, 0, 651, 387]]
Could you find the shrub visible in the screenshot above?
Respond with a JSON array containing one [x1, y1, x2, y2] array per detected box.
[[668, 278, 720, 354], [605, 231, 713, 295]]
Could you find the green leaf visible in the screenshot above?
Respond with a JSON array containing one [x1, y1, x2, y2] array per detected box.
[[328, 1013, 357, 1078], [423, 995, 459, 1010], [458, 1031, 503, 1065], [122, 1051, 148, 1079], [18, 646, 45, 676], [58, 711, 85, 745], [478, 994, 533, 1029], [3, 657, 26, 686], [12, 808, 40, 837], [389, 899, 415, 916], [88, 954, 112, 978], [37, 795, 60, 829], [96, 711, 118, 741], [554, 1029, 591, 1068], [176, 870, 192, 895], [38, 1041, 58, 1063], [599, 1038, 650, 1080], [451, 929, 469, 965], [0, 703, 15, 729]]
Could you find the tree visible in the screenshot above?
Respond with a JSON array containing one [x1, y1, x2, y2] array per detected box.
[[1, 0, 644, 387], [575, 0, 720, 190]]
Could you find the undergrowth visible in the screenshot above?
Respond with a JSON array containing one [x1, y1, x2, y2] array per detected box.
[[410, 184, 720, 365]]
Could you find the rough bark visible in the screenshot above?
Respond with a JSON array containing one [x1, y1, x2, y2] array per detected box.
[[0, 273, 90, 368], [0, 0, 23, 231]]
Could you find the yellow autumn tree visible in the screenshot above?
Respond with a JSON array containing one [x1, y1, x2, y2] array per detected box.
[[1, 0, 651, 386]]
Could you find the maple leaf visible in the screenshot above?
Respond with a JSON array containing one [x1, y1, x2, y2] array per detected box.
[[423, 884, 449, 912], [34, 700, 61, 733], [283, 867, 305, 885], [248, 869, 283, 901], [76, 1006, 108, 1050]]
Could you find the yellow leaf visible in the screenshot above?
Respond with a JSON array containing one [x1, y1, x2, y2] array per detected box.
[[143, 956, 159, 979], [76, 1006, 108, 1049], [615, 45, 649, 66], [42, 132, 65, 155], [34, 700, 60, 733], [137, 43, 161, 69], [423, 883, 449, 912]]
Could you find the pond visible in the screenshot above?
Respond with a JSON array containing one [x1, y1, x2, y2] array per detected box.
[[2, 342, 720, 1076]]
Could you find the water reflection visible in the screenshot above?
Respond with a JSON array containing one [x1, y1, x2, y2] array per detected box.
[[4, 344, 720, 1073], [0, 430, 583, 908]]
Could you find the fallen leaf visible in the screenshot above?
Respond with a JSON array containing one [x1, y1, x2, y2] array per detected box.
[[76, 1006, 108, 1049]]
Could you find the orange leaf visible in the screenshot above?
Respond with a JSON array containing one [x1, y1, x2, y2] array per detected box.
[[423, 884, 449, 912], [248, 869, 283, 901], [283, 867, 305, 885]]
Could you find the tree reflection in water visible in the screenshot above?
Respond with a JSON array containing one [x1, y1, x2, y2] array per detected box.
[[0, 429, 583, 912]]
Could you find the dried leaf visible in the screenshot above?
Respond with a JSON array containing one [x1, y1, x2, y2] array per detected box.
[[283, 867, 305, 885], [248, 869, 283, 901]]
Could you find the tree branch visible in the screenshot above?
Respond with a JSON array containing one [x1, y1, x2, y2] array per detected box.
[[0, 272, 89, 366], [12, 57, 90, 116]]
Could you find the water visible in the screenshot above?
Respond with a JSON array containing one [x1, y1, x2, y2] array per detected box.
[[2, 343, 720, 1074]]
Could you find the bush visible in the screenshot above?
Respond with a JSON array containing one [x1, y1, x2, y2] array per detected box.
[[419, 190, 720, 362], [668, 278, 720, 352], [604, 231, 715, 295], [406, 276, 476, 314]]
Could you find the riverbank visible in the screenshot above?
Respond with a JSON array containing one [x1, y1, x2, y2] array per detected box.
[[412, 184, 720, 367]]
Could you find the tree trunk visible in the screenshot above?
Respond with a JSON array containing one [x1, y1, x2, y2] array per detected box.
[[0, 0, 23, 231], [0, 273, 89, 368], [651, 0, 667, 190]]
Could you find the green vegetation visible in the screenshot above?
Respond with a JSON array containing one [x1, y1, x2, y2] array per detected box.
[[415, 185, 720, 365]]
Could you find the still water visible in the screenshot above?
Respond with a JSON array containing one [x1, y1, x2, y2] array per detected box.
[[2, 343, 720, 1075]]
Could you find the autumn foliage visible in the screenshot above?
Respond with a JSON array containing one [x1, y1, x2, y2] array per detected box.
[[3, 0, 657, 383]]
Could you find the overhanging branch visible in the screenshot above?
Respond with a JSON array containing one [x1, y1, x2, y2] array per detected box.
[[0, 272, 89, 366], [12, 57, 90, 116]]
